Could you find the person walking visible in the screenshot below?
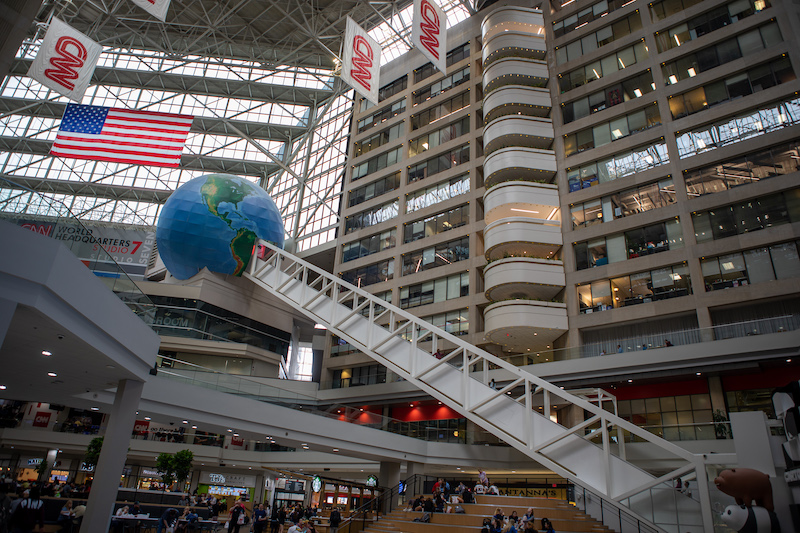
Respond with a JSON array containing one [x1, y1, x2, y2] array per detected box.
[[9, 487, 44, 533]]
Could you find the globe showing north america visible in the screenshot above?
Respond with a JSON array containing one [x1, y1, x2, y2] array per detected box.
[[156, 174, 285, 280]]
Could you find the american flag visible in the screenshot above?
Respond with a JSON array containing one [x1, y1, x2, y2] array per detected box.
[[50, 103, 193, 168]]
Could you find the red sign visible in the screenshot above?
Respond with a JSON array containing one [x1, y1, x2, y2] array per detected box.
[[33, 411, 51, 427], [351, 36, 374, 92], [44, 36, 87, 91], [231, 436, 244, 447], [133, 419, 150, 433], [418, 0, 441, 60], [20, 222, 54, 237]]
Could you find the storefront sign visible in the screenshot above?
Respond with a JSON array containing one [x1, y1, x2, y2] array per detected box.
[[503, 487, 566, 499], [27, 458, 43, 466], [140, 468, 161, 477], [200, 472, 256, 487], [33, 411, 51, 427], [79, 462, 95, 472]]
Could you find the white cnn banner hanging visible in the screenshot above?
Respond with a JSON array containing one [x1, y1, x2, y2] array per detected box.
[[341, 17, 381, 105], [131, 0, 171, 21], [27, 18, 102, 103], [412, 0, 447, 74]]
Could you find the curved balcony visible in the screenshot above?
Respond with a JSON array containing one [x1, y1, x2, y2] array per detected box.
[[484, 257, 565, 301], [484, 300, 568, 352], [484, 181, 560, 226], [483, 57, 548, 93], [484, 115, 553, 155], [484, 217, 562, 260], [483, 32, 546, 68], [484, 147, 556, 186], [484, 86, 551, 123], [482, 6, 545, 43]]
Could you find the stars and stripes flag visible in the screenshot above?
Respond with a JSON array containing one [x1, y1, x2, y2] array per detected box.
[[50, 103, 193, 168]]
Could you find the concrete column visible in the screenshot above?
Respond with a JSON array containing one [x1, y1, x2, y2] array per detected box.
[[404, 462, 425, 500], [43, 449, 59, 481], [707, 376, 726, 414], [288, 323, 301, 379], [378, 461, 401, 513], [80, 379, 144, 533]]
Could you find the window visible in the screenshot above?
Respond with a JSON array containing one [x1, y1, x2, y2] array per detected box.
[[341, 258, 395, 287], [575, 219, 683, 269], [655, 0, 772, 52], [567, 142, 669, 192], [349, 172, 401, 207], [578, 264, 692, 313], [400, 272, 468, 309], [357, 99, 406, 133], [676, 97, 800, 159], [684, 141, 800, 196], [565, 104, 661, 156], [411, 92, 470, 130], [562, 72, 655, 124], [413, 67, 471, 106], [404, 205, 469, 242], [332, 364, 387, 388], [342, 229, 397, 262], [409, 117, 470, 158], [345, 200, 398, 234], [354, 123, 405, 157], [559, 42, 649, 93], [555, 13, 642, 65], [553, 0, 638, 38], [570, 178, 676, 228], [352, 147, 402, 181], [407, 145, 470, 183], [401, 236, 470, 275], [618, 394, 714, 441], [414, 43, 471, 83], [649, 0, 704, 20], [406, 175, 470, 213], [669, 58, 795, 119], [701, 241, 800, 290], [419, 309, 469, 336], [693, 190, 798, 243]]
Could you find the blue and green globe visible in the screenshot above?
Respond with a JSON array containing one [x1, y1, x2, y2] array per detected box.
[[156, 174, 285, 280]]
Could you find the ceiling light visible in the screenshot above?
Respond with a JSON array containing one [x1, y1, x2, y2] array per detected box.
[[333, 448, 339, 452], [633, 88, 642, 97], [90, 407, 99, 411], [47, 372, 57, 377], [182, 420, 188, 424], [227, 429, 233, 432], [0, 385, 6, 390], [696, 372, 701, 376], [628, 379, 633, 383], [510, 208, 540, 214], [687, 67, 696, 77], [144, 417, 151, 420], [42, 351, 52, 356], [192, 425, 197, 429]]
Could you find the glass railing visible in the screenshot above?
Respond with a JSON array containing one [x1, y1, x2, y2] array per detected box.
[[497, 314, 798, 366], [0, 177, 156, 324], [155, 356, 501, 445]]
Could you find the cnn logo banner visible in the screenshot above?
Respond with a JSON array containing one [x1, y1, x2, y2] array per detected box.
[[131, 0, 171, 22], [413, 0, 447, 74], [341, 17, 381, 105], [27, 18, 102, 102]]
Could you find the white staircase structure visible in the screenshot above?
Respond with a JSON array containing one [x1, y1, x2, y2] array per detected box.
[[245, 242, 713, 533]]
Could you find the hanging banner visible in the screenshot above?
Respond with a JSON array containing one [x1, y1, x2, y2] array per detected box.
[[131, 0, 171, 22], [27, 18, 102, 102], [341, 17, 381, 105], [412, 0, 447, 74]]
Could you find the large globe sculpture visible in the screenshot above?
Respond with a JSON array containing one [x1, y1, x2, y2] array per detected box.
[[156, 174, 285, 280]]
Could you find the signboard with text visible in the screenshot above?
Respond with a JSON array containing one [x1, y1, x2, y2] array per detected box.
[[412, 0, 447, 73], [341, 17, 381, 105]]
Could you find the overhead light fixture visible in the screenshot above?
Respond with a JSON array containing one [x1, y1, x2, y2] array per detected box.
[[42, 351, 52, 356], [183, 420, 188, 424], [192, 425, 198, 429], [687, 67, 697, 77], [90, 407, 99, 411], [0, 385, 7, 390], [47, 372, 57, 377], [144, 416, 151, 421], [510, 208, 540, 214], [633, 89, 642, 98]]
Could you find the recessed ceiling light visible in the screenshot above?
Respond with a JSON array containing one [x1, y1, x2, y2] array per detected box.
[[47, 372, 57, 377], [696, 372, 701, 376], [90, 407, 99, 411], [192, 425, 197, 429], [788, 359, 793, 363], [333, 448, 339, 452], [42, 351, 52, 356], [182, 420, 188, 424], [0, 385, 6, 390], [227, 429, 233, 432], [628, 379, 633, 383], [144, 417, 151, 420], [233, 433, 239, 437]]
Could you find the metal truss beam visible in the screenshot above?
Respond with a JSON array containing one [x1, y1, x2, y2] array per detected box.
[[0, 175, 172, 204]]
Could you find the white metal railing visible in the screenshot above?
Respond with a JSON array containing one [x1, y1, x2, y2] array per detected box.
[[245, 241, 713, 533]]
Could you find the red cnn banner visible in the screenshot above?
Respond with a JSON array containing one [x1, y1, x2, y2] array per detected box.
[[33, 412, 51, 428], [341, 17, 381, 105], [131, 0, 171, 21], [413, 0, 447, 74], [133, 419, 151, 434], [27, 18, 102, 102]]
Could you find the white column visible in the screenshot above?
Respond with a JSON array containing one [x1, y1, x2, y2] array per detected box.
[[80, 379, 144, 533], [43, 449, 59, 481], [378, 461, 401, 513]]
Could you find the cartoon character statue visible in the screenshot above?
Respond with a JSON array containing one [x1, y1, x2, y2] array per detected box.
[[720, 505, 780, 533], [713, 468, 774, 511]]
